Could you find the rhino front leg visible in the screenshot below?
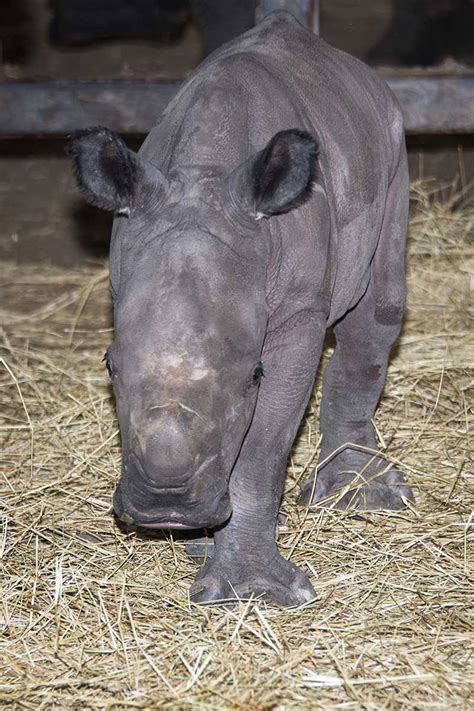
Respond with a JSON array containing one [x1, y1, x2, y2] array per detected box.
[[190, 310, 326, 606]]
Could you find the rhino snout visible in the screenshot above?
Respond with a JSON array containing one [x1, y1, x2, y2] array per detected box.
[[135, 404, 215, 485], [112, 405, 232, 529], [113, 457, 232, 531]]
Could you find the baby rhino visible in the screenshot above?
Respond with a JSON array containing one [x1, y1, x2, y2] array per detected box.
[[70, 12, 413, 606]]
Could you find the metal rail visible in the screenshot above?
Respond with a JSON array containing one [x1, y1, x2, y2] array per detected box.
[[0, 77, 473, 137]]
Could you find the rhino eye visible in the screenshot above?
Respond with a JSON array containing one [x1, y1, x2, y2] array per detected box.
[[253, 362, 265, 385], [102, 352, 113, 378]]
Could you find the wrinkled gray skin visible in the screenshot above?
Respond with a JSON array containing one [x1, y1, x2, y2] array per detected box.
[[70, 12, 413, 606]]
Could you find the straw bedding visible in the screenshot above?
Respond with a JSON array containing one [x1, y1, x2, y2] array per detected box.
[[0, 181, 472, 709]]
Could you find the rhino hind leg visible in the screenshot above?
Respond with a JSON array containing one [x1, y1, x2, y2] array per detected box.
[[299, 143, 413, 511], [298, 285, 414, 511]]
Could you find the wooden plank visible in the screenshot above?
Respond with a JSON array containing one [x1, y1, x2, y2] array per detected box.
[[0, 81, 180, 137], [388, 78, 474, 134], [0, 77, 473, 137]]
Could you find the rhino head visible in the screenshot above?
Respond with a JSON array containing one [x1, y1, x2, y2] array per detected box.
[[69, 126, 317, 530]]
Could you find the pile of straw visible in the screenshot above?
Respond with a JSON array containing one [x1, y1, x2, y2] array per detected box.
[[1, 182, 472, 709]]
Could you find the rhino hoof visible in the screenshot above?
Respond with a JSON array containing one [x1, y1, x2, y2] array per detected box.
[[190, 553, 316, 608], [299, 466, 415, 511]]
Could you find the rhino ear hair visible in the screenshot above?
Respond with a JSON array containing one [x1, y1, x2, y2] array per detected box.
[[68, 126, 150, 214], [251, 129, 318, 219]]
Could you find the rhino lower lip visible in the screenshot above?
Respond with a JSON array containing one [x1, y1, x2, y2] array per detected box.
[[117, 511, 195, 529], [137, 520, 196, 530], [117, 497, 232, 530], [114, 469, 232, 530]]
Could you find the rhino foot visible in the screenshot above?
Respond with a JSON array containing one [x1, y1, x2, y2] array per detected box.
[[299, 461, 414, 511], [190, 550, 315, 607]]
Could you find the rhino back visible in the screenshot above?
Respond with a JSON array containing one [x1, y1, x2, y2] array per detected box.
[[139, 12, 403, 322]]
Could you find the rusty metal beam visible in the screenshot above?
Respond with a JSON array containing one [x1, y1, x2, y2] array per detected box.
[[0, 77, 473, 137]]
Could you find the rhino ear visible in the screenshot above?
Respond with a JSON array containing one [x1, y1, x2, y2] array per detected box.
[[250, 130, 318, 219], [68, 126, 163, 215]]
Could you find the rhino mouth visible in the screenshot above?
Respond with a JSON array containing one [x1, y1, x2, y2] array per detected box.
[[116, 508, 196, 530], [116, 507, 231, 531], [135, 520, 196, 530], [113, 482, 232, 531]]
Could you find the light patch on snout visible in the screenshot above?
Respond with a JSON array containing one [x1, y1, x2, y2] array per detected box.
[[161, 353, 185, 369], [160, 353, 210, 381], [154, 353, 212, 391], [189, 367, 209, 381]]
